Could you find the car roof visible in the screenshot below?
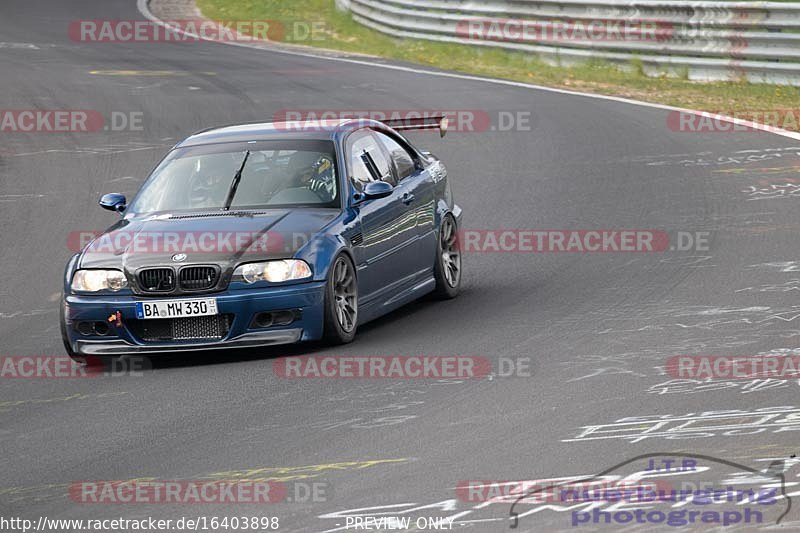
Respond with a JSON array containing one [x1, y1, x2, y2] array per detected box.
[[175, 119, 383, 148]]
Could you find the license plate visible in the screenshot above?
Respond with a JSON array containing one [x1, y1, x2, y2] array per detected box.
[[135, 298, 218, 320]]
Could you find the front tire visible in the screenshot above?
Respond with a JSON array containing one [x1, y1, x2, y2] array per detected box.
[[433, 214, 461, 299], [323, 254, 358, 344]]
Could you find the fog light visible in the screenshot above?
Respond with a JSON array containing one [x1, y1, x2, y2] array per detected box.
[[76, 322, 95, 336], [94, 321, 110, 336], [254, 312, 273, 328], [272, 311, 295, 326]]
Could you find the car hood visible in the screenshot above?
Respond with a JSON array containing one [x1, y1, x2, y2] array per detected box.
[[79, 209, 339, 271]]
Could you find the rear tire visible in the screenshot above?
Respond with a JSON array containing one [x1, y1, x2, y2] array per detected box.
[[323, 254, 358, 345], [433, 214, 461, 299]]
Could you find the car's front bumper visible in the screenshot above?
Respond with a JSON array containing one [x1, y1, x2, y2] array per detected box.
[[63, 282, 326, 356], [74, 329, 304, 356]]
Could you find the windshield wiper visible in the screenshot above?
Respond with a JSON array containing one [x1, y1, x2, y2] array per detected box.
[[223, 151, 251, 211]]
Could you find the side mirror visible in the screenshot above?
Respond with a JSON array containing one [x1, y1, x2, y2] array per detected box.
[[99, 193, 126, 213], [362, 181, 394, 200]]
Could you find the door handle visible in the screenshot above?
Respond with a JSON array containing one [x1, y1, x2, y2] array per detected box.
[[402, 193, 415, 205]]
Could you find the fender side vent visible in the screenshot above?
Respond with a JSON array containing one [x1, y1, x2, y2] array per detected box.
[[350, 233, 364, 246]]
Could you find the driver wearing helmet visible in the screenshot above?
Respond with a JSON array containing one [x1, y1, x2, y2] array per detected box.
[[285, 151, 335, 202]]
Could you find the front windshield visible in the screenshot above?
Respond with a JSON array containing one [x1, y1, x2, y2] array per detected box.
[[129, 140, 339, 214]]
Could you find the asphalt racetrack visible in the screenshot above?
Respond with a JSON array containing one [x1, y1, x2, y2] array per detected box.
[[1, 1, 800, 531]]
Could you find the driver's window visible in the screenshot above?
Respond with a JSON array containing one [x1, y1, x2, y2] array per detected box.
[[349, 132, 393, 191], [374, 132, 416, 182]]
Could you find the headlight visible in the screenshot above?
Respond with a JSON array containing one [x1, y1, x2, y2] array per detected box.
[[71, 270, 128, 292], [233, 260, 312, 284]]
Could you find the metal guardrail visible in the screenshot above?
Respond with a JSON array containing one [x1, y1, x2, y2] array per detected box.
[[336, 0, 800, 84]]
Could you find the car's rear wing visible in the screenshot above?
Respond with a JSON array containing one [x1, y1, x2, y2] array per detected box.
[[380, 115, 449, 138]]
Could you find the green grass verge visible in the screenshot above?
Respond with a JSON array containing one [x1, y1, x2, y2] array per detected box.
[[197, 0, 800, 129]]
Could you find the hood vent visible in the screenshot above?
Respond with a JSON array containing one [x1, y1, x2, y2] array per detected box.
[[168, 211, 270, 220]]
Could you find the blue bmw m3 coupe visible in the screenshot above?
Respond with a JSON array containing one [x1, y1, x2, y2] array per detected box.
[[60, 117, 462, 361]]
